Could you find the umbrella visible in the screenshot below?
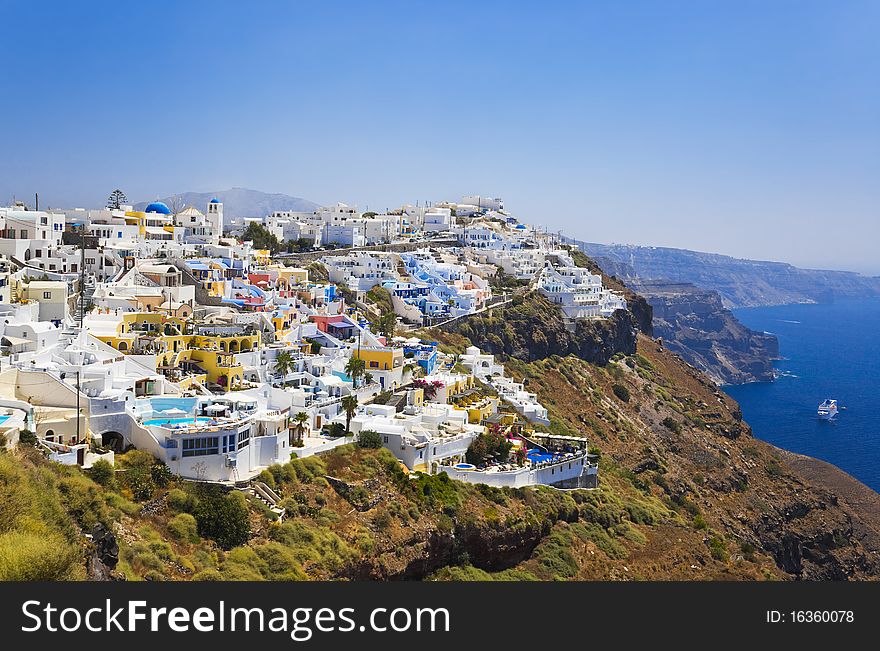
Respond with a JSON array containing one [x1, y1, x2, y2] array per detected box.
[[162, 408, 187, 416]]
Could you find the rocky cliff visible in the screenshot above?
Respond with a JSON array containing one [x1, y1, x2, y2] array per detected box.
[[634, 281, 779, 385], [441, 292, 637, 365]]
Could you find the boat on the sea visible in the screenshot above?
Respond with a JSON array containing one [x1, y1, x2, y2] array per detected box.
[[818, 399, 838, 420]]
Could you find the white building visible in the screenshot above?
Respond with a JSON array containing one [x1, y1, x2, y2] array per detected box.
[[460, 195, 504, 212], [537, 251, 627, 320], [322, 222, 365, 248], [459, 346, 549, 425], [322, 252, 398, 292], [423, 207, 455, 233], [343, 402, 481, 474]]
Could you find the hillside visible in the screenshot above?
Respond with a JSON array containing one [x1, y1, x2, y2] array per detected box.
[[422, 292, 880, 579], [134, 188, 318, 220], [5, 274, 880, 580], [574, 240, 880, 308]]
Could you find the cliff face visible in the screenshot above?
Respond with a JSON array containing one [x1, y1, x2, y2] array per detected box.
[[442, 292, 637, 365], [635, 281, 779, 385]]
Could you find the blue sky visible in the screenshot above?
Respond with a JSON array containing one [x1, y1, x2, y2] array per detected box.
[[2, 1, 878, 273]]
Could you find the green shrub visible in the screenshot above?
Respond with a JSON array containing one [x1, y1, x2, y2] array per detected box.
[[104, 491, 140, 516], [193, 487, 251, 550], [268, 463, 298, 486], [221, 547, 265, 580], [766, 458, 784, 477], [256, 469, 275, 489], [192, 568, 223, 581], [708, 534, 729, 561], [268, 520, 357, 573], [57, 473, 110, 529], [289, 456, 327, 483], [612, 384, 631, 402], [117, 451, 164, 501], [357, 429, 383, 449], [325, 422, 346, 437], [661, 416, 681, 434], [166, 488, 198, 513], [253, 542, 308, 580], [18, 430, 37, 447], [150, 462, 173, 487], [87, 459, 115, 486], [372, 509, 392, 530], [0, 531, 82, 580], [533, 529, 580, 579], [168, 513, 199, 544], [571, 522, 629, 560]]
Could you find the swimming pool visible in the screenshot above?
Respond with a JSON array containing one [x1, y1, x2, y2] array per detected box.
[[526, 449, 557, 464], [143, 416, 214, 427], [0, 415, 10, 426]]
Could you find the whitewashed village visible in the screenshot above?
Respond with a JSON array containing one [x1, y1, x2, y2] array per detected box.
[[0, 192, 631, 497]]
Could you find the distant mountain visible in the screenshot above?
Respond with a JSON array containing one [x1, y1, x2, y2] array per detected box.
[[133, 188, 319, 220], [569, 240, 880, 309]]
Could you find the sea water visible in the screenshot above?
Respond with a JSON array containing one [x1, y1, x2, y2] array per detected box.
[[724, 298, 880, 492]]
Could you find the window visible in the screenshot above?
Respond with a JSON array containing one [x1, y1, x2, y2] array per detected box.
[[237, 430, 250, 448], [222, 433, 236, 453], [181, 437, 219, 457], [35, 250, 42, 258], [43, 291, 52, 299], [20, 230, 27, 239]]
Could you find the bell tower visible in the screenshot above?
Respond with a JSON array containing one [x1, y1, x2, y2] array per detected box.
[[207, 198, 224, 242]]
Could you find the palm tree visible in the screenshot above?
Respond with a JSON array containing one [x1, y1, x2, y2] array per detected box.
[[292, 411, 309, 444], [274, 350, 294, 379], [341, 395, 358, 436], [345, 356, 366, 389]]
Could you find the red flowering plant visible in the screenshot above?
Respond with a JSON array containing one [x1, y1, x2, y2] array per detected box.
[[412, 378, 444, 400]]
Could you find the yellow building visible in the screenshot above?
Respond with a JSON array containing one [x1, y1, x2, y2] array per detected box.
[[93, 311, 259, 387], [465, 396, 499, 425], [353, 346, 404, 371]]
